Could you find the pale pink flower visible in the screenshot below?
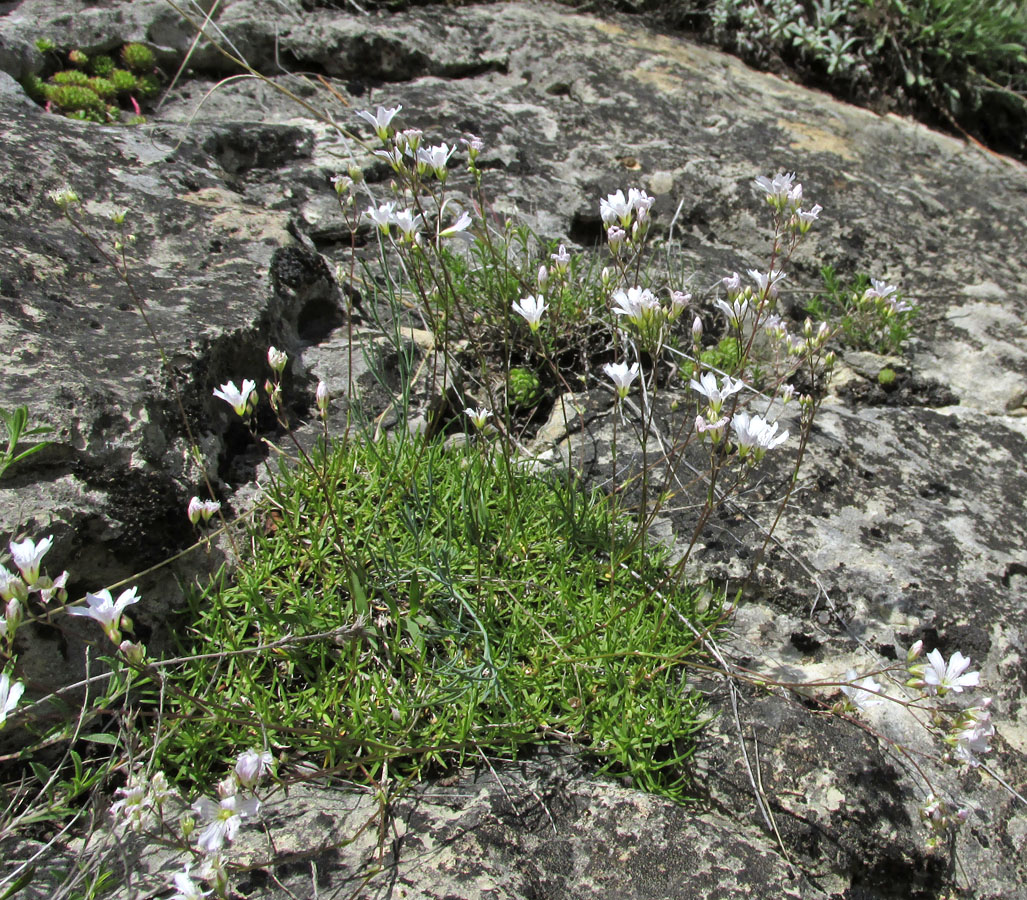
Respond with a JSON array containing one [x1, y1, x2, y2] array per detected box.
[[192, 794, 261, 853], [923, 649, 980, 695], [234, 748, 274, 789]]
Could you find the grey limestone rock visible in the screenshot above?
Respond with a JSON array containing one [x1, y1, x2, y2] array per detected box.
[[1, 1, 1026, 898]]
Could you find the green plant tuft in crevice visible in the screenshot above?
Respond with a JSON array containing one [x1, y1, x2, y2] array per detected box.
[[153, 433, 722, 801]]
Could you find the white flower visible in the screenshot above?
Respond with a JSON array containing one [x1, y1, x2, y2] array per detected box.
[[840, 670, 884, 711], [721, 271, 742, 295], [197, 853, 228, 895], [393, 209, 423, 242], [690, 372, 744, 415], [603, 361, 640, 399], [731, 412, 789, 461], [753, 172, 799, 206], [373, 146, 406, 173], [48, 186, 79, 210], [600, 189, 633, 226], [669, 290, 691, 319], [234, 748, 274, 789], [355, 104, 401, 140], [607, 225, 626, 250], [416, 143, 454, 179], [438, 210, 472, 243], [748, 267, 786, 297], [396, 128, 423, 152], [611, 286, 660, 327], [0, 672, 24, 727], [192, 794, 261, 853], [550, 244, 571, 272], [628, 188, 654, 221], [120, 640, 146, 665], [795, 203, 823, 230], [187, 496, 204, 525], [463, 407, 492, 430], [9, 535, 53, 586], [714, 296, 750, 326], [362, 202, 398, 231], [110, 783, 150, 832], [267, 346, 288, 374], [171, 869, 211, 900], [864, 277, 898, 300], [694, 414, 729, 442], [34, 570, 68, 605], [512, 295, 547, 332], [923, 649, 980, 696], [66, 587, 140, 640], [213, 380, 256, 417], [461, 133, 484, 153]]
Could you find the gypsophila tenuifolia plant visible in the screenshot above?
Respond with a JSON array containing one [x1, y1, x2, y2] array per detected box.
[[805, 264, 917, 354], [7, 46, 1009, 893]]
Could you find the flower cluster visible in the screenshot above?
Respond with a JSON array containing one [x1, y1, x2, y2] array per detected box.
[[600, 188, 654, 248], [361, 200, 471, 247], [610, 286, 689, 352], [688, 372, 788, 460], [187, 497, 221, 526], [1, 536, 69, 623], [110, 770, 177, 834], [753, 171, 822, 232], [122, 748, 275, 899], [862, 277, 914, 317], [730, 411, 789, 461]]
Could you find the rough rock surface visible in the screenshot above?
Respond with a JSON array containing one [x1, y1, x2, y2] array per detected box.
[[1, 1, 1026, 898]]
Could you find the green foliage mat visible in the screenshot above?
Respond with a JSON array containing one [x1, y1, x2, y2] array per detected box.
[[156, 432, 721, 801]]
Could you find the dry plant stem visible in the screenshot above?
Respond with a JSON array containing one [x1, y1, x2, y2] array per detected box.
[[64, 210, 240, 559]]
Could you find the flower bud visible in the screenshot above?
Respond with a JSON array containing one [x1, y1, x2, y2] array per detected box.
[[537, 265, 549, 289], [907, 639, 924, 663], [5, 598, 22, 633], [267, 346, 288, 374], [348, 165, 364, 183], [316, 381, 330, 415], [692, 316, 703, 340], [119, 640, 146, 665]]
